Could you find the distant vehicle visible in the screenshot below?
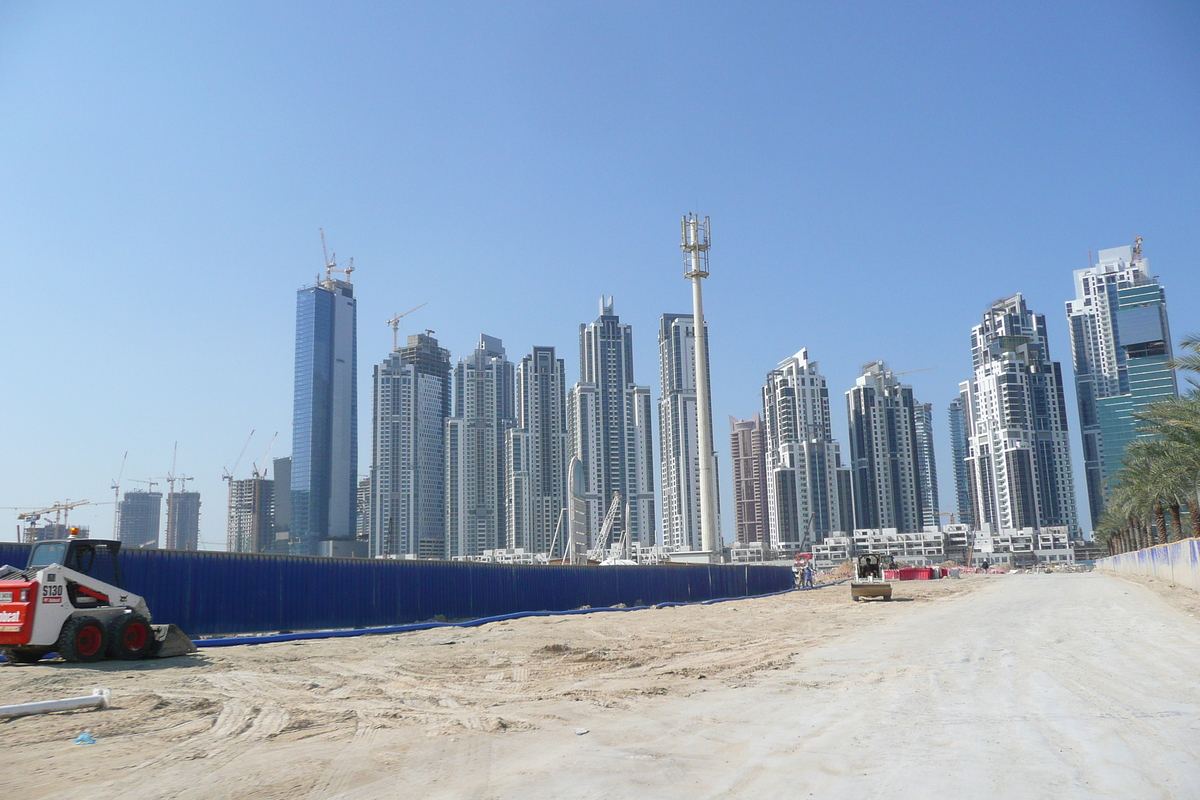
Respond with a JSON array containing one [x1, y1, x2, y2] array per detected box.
[[0, 536, 193, 664], [850, 553, 893, 601]]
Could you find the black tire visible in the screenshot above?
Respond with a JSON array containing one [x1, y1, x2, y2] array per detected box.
[[1, 647, 47, 664], [57, 616, 108, 663], [107, 614, 156, 660]]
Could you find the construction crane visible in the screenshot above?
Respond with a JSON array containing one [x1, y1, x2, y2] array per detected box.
[[319, 228, 354, 283], [17, 500, 93, 543], [894, 367, 937, 377], [222, 430, 255, 483], [387, 303, 428, 351], [111, 451, 128, 538], [251, 432, 278, 480], [128, 479, 158, 494]]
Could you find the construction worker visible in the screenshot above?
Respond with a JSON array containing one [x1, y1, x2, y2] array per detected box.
[[802, 562, 815, 590]]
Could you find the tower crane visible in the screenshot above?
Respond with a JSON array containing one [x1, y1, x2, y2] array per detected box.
[[387, 303, 428, 351], [319, 228, 355, 283], [222, 430, 255, 483], [17, 500, 93, 543], [111, 451, 128, 537], [251, 432, 278, 480]]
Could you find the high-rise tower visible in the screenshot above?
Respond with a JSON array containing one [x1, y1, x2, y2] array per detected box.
[[370, 332, 452, 559], [1066, 239, 1177, 523], [291, 257, 358, 556], [227, 478, 274, 554], [568, 298, 655, 548], [506, 346, 568, 555], [446, 335, 516, 558], [963, 294, 1079, 537], [948, 395, 974, 528], [762, 348, 845, 548], [914, 402, 939, 531], [659, 313, 720, 551], [729, 414, 769, 546], [117, 491, 161, 549], [164, 491, 200, 550], [846, 362, 925, 533]]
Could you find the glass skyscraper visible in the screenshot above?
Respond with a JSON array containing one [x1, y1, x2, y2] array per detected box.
[[1066, 240, 1176, 523], [291, 276, 358, 555]]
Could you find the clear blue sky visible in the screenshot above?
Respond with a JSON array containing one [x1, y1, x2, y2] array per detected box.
[[2, 1, 1196, 544]]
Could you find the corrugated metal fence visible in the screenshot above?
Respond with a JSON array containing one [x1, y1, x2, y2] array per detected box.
[[0, 543, 793, 636]]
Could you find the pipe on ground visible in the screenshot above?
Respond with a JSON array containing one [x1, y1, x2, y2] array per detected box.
[[0, 687, 110, 719]]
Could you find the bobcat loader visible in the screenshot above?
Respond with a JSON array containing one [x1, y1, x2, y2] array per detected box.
[[0, 536, 194, 663]]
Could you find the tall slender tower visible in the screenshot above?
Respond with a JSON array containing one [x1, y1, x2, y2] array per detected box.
[[506, 346, 567, 554], [681, 214, 720, 556], [964, 294, 1079, 537], [913, 402, 939, 531], [446, 335, 516, 558], [370, 332, 452, 558], [762, 349, 845, 548], [291, 253, 357, 556], [948, 395, 973, 527], [846, 362, 924, 533], [659, 313, 720, 552], [729, 415, 769, 545], [1066, 239, 1177, 523], [568, 299, 655, 547]]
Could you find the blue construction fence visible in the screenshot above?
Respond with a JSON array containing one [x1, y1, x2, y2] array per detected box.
[[1096, 537, 1200, 595], [0, 543, 793, 637]]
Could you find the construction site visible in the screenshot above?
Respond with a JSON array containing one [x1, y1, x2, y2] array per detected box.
[[2, 570, 1199, 798]]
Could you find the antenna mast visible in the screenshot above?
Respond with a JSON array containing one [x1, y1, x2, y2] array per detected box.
[[681, 213, 719, 560]]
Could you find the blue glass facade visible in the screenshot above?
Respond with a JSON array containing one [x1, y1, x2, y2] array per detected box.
[[292, 280, 357, 555]]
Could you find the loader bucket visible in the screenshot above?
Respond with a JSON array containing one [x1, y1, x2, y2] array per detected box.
[[151, 624, 198, 658]]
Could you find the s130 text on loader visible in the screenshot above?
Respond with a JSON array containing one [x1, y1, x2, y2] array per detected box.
[[0, 536, 194, 664]]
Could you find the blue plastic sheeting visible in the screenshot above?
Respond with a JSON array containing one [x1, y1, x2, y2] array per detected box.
[[193, 585, 810, 648], [0, 543, 794, 637]]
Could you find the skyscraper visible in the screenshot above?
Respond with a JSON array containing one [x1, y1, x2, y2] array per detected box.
[[659, 313, 720, 551], [963, 294, 1079, 537], [1066, 239, 1177, 522], [846, 362, 925, 533], [948, 395, 974, 527], [117, 490, 161, 549], [729, 414, 769, 546], [227, 478, 273, 553], [291, 274, 357, 555], [506, 346, 568, 555], [914, 402, 940, 531], [370, 332, 452, 559], [762, 348, 845, 549], [165, 491, 201, 550], [446, 335, 516, 558], [567, 298, 655, 548]]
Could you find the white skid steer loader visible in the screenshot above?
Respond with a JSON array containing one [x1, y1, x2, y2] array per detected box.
[[0, 537, 195, 664]]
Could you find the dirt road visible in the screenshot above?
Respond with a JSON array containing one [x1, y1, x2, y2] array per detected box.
[[2, 573, 1198, 798]]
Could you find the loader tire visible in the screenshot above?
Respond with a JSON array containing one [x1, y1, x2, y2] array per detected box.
[[107, 614, 156, 660], [57, 616, 108, 663], [1, 647, 47, 664]]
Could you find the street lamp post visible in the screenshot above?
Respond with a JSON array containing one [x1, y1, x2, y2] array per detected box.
[[681, 214, 719, 559]]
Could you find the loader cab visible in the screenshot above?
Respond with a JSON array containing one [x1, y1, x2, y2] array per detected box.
[[27, 539, 123, 589]]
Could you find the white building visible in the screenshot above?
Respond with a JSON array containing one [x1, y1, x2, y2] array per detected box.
[[446, 335, 515, 558], [846, 362, 925, 534], [658, 313, 720, 552], [506, 346, 568, 555], [226, 477, 273, 554], [962, 295, 1079, 538], [370, 333, 452, 559], [568, 298, 655, 548], [762, 348, 845, 550]]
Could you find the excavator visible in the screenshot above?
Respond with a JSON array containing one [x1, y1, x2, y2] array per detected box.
[[0, 534, 194, 664]]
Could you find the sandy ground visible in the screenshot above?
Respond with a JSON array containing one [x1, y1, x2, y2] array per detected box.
[[1, 573, 1198, 799]]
